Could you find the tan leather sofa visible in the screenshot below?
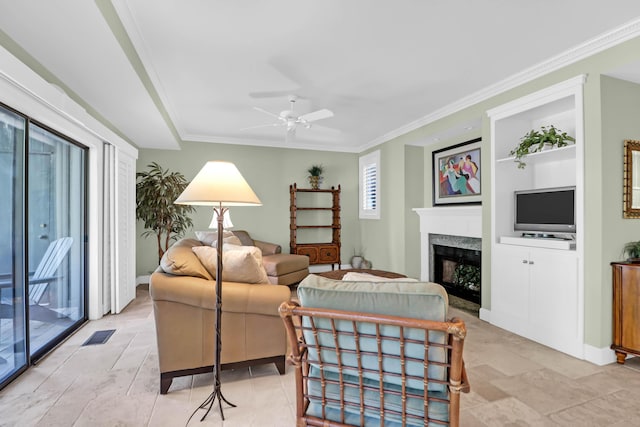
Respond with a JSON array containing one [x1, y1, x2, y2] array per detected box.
[[149, 238, 292, 394]]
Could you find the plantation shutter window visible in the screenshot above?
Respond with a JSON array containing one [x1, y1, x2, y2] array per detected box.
[[363, 164, 377, 209], [359, 150, 380, 219]]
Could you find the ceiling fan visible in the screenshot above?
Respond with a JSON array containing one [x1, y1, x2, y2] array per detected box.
[[243, 95, 335, 142]]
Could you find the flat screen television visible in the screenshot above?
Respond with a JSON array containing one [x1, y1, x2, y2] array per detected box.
[[514, 186, 576, 235]]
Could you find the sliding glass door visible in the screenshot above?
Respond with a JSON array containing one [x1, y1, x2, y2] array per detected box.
[[0, 106, 27, 385], [27, 124, 87, 358], [0, 104, 87, 388]]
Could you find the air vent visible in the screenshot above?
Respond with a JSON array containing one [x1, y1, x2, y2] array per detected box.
[[82, 329, 115, 346]]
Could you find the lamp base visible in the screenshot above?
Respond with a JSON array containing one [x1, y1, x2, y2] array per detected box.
[[187, 204, 236, 423], [198, 381, 236, 421]]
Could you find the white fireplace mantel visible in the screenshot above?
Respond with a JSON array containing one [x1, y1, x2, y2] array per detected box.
[[413, 206, 482, 281]]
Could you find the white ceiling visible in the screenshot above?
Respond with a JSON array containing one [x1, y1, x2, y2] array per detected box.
[[1, 1, 640, 152]]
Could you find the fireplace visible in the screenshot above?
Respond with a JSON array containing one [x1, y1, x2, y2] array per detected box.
[[414, 206, 483, 309], [432, 244, 481, 304]]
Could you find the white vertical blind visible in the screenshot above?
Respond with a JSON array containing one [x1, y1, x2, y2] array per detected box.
[[103, 143, 136, 314], [103, 142, 115, 315]]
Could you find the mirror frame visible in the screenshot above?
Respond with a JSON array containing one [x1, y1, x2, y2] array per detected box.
[[623, 139, 640, 218]]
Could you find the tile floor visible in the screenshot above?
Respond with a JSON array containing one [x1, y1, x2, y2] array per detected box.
[[1, 286, 640, 426]]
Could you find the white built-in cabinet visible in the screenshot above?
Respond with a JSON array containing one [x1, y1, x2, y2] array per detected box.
[[487, 75, 586, 359]]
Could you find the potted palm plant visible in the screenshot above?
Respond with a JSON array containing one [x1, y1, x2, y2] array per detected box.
[[136, 162, 196, 263], [510, 125, 575, 169], [307, 164, 324, 189]]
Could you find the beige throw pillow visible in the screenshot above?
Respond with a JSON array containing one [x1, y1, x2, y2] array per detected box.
[[192, 245, 269, 284], [160, 238, 213, 280]]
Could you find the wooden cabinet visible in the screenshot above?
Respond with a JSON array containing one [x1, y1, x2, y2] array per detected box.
[[611, 262, 640, 364], [290, 183, 341, 269]]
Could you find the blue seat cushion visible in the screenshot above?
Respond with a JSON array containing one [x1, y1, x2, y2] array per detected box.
[[306, 366, 449, 426]]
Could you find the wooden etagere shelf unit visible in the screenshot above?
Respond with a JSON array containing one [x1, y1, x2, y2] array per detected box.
[[289, 183, 341, 270]]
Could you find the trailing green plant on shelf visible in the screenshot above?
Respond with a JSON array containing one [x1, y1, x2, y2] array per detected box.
[[623, 240, 640, 261], [510, 125, 575, 169]]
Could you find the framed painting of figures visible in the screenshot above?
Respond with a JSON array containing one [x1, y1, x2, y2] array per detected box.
[[433, 137, 481, 205]]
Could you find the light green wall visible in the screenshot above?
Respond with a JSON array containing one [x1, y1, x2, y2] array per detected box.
[[136, 141, 358, 275], [357, 139, 405, 272], [365, 36, 640, 349], [598, 76, 640, 346], [404, 145, 424, 279]]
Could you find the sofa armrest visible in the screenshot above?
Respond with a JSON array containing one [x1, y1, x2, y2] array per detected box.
[[254, 239, 282, 255]]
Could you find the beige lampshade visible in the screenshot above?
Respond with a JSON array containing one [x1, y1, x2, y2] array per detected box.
[[175, 161, 262, 206]]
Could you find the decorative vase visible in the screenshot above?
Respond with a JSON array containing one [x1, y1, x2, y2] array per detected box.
[[308, 175, 321, 189], [360, 259, 372, 269], [351, 255, 363, 269]]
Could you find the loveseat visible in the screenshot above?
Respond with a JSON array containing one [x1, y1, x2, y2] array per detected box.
[[149, 238, 292, 394], [197, 230, 309, 286]]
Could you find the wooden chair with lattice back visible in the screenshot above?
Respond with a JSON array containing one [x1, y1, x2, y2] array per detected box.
[[279, 274, 469, 427]]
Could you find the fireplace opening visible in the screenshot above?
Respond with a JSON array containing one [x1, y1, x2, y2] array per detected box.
[[433, 244, 481, 304]]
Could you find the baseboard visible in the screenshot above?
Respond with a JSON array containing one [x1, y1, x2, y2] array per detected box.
[[136, 275, 150, 286], [479, 308, 491, 322], [583, 344, 618, 366]]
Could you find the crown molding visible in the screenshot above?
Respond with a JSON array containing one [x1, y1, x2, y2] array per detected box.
[[184, 133, 360, 153], [363, 17, 640, 151]]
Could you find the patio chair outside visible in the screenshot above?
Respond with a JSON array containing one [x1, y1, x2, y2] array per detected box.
[[29, 237, 73, 304]]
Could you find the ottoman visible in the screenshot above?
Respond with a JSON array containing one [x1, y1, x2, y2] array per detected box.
[[263, 253, 310, 286]]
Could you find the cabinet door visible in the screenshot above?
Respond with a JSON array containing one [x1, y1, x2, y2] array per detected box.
[[296, 246, 318, 264], [528, 249, 579, 357], [491, 244, 531, 336], [318, 245, 338, 263], [618, 265, 640, 351]]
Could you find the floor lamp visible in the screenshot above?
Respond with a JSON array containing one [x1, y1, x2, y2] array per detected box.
[[175, 161, 261, 421]]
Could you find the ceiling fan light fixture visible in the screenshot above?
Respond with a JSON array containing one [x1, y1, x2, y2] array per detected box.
[[246, 96, 336, 142]]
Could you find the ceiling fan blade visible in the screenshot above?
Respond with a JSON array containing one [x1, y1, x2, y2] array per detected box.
[[253, 106, 282, 120], [240, 123, 281, 131], [300, 109, 334, 123]]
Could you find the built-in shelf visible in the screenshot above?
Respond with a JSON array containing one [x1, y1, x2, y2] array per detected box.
[[488, 76, 585, 360], [499, 235, 575, 250], [496, 144, 576, 165]]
